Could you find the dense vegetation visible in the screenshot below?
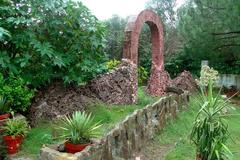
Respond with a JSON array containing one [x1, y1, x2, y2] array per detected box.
[[0, 0, 107, 88], [0, 0, 239, 116], [104, 0, 240, 77]]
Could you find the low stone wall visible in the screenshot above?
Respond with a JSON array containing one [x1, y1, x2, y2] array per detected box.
[[40, 92, 190, 160]]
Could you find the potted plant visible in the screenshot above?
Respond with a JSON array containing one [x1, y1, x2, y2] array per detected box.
[[0, 95, 11, 120], [57, 111, 102, 154], [1, 118, 28, 155], [191, 66, 233, 160]]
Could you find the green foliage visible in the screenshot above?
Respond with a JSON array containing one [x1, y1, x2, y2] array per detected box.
[[1, 118, 29, 136], [0, 0, 107, 87], [138, 66, 148, 86], [177, 0, 240, 74], [165, 51, 200, 78], [57, 111, 102, 144], [0, 95, 10, 114], [104, 15, 126, 60], [0, 73, 34, 113], [106, 59, 121, 70]]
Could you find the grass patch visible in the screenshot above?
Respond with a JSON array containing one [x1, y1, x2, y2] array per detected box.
[[152, 96, 240, 160], [14, 87, 158, 159], [88, 87, 158, 134]]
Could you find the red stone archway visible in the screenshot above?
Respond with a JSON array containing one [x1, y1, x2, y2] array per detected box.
[[123, 9, 170, 97]]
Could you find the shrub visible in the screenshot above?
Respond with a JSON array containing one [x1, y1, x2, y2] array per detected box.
[[0, 0, 107, 87], [0, 73, 34, 113]]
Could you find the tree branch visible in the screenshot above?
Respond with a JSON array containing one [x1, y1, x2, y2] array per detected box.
[[216, 35, 240, 40], [212, 31, 240, 36], [214, 44, 240, 50]]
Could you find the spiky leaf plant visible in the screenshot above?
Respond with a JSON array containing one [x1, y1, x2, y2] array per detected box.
[[58, 111, 102, 144], [191, 66, 235, 160]]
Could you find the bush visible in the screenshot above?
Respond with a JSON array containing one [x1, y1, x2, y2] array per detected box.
[[0, 0, 107, 87], [0, 73, 34, 113]]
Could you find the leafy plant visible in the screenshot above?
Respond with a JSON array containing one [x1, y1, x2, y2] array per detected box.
[[0, 95, 10, 115], [106, 59, 121, 70], [1, 118, 29, 137], [0, 73, 34, 113], [57, 111, 102, 144], [0, 0, 107, 87], [138, 66, 149, 86], [190, 66, 233, 160]]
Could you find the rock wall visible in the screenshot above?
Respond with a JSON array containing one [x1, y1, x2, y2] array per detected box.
[[170, 71, 198, 92], [147, 65, 171, 96], [40, 92, 190, 160], [29, 59, 137, 125], [89, 59, 137, 104]]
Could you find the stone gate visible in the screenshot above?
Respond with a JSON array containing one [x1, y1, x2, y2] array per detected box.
[[123, 9, 170, 97]]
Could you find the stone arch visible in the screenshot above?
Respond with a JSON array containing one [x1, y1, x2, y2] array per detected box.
[[123, 9, 170, 98]]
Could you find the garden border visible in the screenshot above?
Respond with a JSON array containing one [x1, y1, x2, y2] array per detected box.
[[40, 92, 190, 160]]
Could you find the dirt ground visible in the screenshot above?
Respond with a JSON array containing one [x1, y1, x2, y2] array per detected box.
[[132, 141, 172, 160]]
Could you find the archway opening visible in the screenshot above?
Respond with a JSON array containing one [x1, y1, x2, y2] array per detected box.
[[138, 23, 152, 86]]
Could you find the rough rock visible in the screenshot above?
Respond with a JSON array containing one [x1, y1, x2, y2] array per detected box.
[[170, 71, 198, 92], [89, 59, 137, 104], [147, 66, 170, 96], [29, 83, 97, 126], [29, 59, 137, 126]]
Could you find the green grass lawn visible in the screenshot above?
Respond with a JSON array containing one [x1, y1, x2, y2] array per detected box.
[[14, 87, 158, 159], [152, 97, 240, 160]]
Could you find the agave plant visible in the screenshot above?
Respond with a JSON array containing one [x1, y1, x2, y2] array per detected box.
[[58, 111, 102, 144], [191, 67, 235, 160]]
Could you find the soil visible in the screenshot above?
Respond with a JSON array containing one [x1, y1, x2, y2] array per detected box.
[[132, 140, 172, 160]]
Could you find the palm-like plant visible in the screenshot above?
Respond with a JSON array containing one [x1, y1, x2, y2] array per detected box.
[[191, 66, 234, 160], [58, 111, 102, 144]]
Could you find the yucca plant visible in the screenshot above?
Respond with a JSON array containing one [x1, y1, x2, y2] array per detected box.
[[58, 111, 102, 144], [191, 66, 234, 160]]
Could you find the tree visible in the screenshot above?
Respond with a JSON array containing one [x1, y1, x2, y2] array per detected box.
[[0, 0, 107, 87], [177, 0, 240, 74], [104, 15, 126, 60], [146, 0, 182, 58]]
